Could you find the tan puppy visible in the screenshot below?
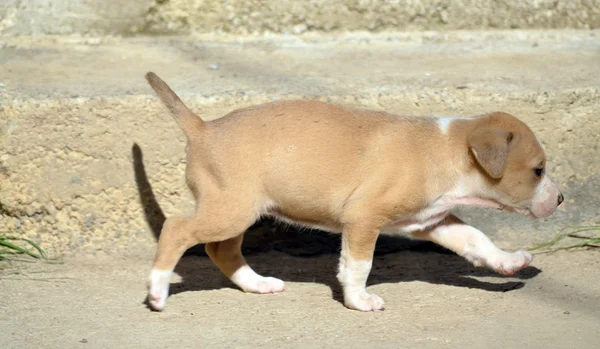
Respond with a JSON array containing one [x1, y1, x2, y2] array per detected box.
[[145, 72, 563, 312]]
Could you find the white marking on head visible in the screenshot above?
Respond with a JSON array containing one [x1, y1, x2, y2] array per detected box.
[[530, 174, 560, 218], [437, 116, 471, 135], [535, 175, 551, 200], [438, 117, 454, 135], [534, 133, 543, 149]]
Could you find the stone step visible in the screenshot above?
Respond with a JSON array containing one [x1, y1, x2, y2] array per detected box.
[[0, 30, 598, 255], [1, 0, 599, 36]]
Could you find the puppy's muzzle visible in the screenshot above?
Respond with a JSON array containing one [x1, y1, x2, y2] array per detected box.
[[530, 176, 562, 218]]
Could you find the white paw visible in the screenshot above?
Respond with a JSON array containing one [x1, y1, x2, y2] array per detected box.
[[489, 250, 533, 276], [147, 269, 172, 311], [231, 266, 286, 294], [344, 291, 385, 312], [247, 276, 286, 294]]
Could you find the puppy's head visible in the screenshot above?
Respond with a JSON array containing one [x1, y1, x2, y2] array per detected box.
[[468, 112, 563, 219]]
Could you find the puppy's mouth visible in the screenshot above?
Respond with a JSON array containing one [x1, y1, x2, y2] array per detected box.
[[500, 205, 536, 219], [451, 197, 536, 218]]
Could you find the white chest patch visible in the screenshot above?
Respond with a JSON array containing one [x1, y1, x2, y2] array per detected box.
[[381, 177, 486, 234], [382, 205, 451, 234]]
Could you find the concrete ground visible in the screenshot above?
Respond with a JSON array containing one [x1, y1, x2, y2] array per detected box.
[[0, 30, 599, 348], [1, 249, 599, 348]]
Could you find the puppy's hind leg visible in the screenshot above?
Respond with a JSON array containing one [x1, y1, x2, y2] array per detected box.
[[411, 215, 533, 276], [206, 234, 285, 294], [147, 206, 257, 311], [147, 216, 197, 311]]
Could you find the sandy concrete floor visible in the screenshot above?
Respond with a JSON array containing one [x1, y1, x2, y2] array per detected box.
[[1, 248, 599, 348]]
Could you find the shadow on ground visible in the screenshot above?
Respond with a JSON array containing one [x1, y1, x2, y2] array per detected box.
[[133, 143, 541, 308]]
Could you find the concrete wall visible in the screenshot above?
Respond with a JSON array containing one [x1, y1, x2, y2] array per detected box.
[[0, 0, 152, 36], [1, 0, 599, 36], [1, 32, 599, 255]]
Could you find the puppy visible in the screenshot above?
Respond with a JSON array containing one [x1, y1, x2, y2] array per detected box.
[[144, 72, 563, 312]]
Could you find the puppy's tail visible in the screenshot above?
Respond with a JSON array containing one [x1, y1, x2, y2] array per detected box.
[[145, 72, 204, 137]]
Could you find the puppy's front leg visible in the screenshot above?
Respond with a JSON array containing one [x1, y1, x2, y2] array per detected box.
[[337, 222, 385, 311], [412, 215, 533, 276]]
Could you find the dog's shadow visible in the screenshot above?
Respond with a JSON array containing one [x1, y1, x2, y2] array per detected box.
[[133, 143, 541, 307]]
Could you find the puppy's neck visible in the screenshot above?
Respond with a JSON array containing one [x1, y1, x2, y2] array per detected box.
[[427, 116, 501, 209], [438, 174, 503, 210]]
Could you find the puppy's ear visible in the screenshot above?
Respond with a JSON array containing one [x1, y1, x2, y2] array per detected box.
[[468, 128, 514, 179]]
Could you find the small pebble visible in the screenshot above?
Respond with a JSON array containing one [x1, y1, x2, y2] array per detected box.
[[208, 64, 220, 70]]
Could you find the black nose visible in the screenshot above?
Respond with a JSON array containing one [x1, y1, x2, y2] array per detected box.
[[557, 193, 564, 206]]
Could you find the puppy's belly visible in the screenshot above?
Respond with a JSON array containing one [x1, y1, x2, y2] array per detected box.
[[381, 210, 449, 234], [266, 207, 450, 235], [266, 208, 342, 233]]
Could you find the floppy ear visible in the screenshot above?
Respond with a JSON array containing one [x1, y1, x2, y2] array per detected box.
[[468, 128, 514, 179]]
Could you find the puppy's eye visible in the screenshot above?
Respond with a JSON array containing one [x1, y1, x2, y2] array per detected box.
[[534, 167, 544, 177]]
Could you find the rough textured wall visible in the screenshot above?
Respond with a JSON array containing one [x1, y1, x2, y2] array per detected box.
[[146, 0, 600, 34], [1, 33, 599, 255], [1, 0, 599, 36], [0, 0, 153, 35]]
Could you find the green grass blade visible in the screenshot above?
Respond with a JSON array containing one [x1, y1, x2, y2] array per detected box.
[[529, 226, 600, 253], [528, 233, 570, 251], [0, 239, 42, 259], [560, 225, 600, 231], [564, 227, 600, 235], [0, 240, 36, 256], [544, 239, 600, 252], [11, 237, 47, 258]]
